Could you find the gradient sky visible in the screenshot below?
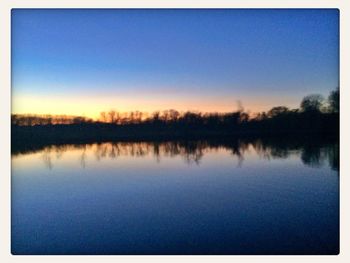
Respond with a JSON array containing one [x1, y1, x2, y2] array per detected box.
[[12, 9, 339, 119]]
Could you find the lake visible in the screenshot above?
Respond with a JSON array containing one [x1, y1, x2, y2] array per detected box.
[[11, 138, 339, 255]]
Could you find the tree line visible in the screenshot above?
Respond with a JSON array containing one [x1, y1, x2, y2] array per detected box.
[[12, 88, 339, 135], [11, 114, 94, 126]]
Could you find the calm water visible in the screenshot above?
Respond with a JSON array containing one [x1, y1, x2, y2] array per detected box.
[[11, 139, 339, 255]]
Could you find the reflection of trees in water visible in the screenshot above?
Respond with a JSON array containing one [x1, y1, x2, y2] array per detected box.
[[301, 144, 339, 171], [54, 146, 64, 160], [40, 144, 92, 169], [178, 141, 204, 165], [80, 145, 87, 168], [42, 148, 53, 170], [35, 139, 339, 171], [223, 140, 247, 167], [327, 144, 339, 171], [253, 139, 339, 171], [93, 141, 208, 165], [301, 146, 325, 168], [94, 142, 151, 161], [253, 139, 292, 160]]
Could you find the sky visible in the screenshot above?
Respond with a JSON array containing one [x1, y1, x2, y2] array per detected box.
[[12, 9, 339, 119]]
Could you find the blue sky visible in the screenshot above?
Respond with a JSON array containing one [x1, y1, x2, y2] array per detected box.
[[12, 9, 339, 118]]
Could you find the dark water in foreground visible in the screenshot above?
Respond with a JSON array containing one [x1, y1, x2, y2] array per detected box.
[[11, 139, 339, 255]]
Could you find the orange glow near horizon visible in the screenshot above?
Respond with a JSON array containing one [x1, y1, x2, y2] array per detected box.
[[12, 93, 301, 120]]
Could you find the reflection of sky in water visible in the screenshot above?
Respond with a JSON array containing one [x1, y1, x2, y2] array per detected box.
[[12, 141, 337, 172], [11, 141, 339, 255]]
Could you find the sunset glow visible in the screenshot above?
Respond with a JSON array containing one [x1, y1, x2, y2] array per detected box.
[[12, 9, 339, 118], [12, 92, 302, 120]]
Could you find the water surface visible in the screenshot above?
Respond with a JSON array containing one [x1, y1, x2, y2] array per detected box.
[[11, 139, 339, 254]]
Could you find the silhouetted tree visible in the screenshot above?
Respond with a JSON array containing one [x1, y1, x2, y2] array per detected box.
[[108, 110, 116, 123], [300, 94, 324, 112], [254, 112, 268, 121], [100, 112, 107, 123], [168, 109, 180, 122], [134, 111, 142, 124], [73, 116, 85, 124], [152, 111, 160, 123], [267, 106, 289, 118], [328, 87, 339, 113]]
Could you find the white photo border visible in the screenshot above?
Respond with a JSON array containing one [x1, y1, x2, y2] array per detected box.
[[1, 1, 348, 262]]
